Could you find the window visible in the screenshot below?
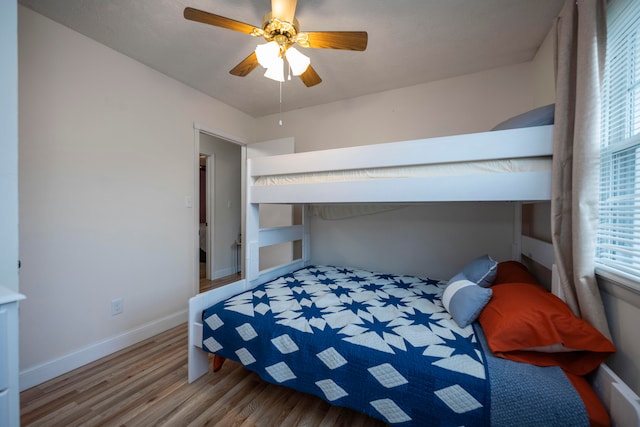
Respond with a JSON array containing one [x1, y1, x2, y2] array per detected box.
[[596, 0, 640, 284]]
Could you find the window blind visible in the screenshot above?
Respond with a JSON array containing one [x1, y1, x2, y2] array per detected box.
[[596, 0, 640, 281]]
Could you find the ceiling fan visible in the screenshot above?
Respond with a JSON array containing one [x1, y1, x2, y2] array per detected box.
[[184, 0, 368, 87]]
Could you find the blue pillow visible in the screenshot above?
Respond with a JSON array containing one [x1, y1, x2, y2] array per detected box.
[[450, 254, 497, 288], [442, 279, 492, 328], [491, 104, 555, 131]]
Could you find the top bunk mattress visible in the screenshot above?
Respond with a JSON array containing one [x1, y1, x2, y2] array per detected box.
[[254, 157, 550, 186]]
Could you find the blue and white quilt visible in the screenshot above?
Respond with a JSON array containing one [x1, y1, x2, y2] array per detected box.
[[202, 265, 489, 426]]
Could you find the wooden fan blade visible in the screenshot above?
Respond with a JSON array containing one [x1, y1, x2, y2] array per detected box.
[[271, 0, 297, 23], [184, 7, 258, 35], [229, 52, 260, 77], [299, 65, 322, 87], [304, 31, 368, 51]]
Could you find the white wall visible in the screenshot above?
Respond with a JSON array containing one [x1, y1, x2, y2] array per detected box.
[[530, 20, 557, 107], [17, 7, 254, 389], [1, 0, 19, 293], [310, 203, 516, 280]]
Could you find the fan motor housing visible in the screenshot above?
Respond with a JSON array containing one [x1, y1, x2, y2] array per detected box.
[[261, 13, 300, 46]]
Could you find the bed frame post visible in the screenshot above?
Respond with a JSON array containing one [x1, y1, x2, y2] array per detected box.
[[246, 156, 260, 283], [512, 202, 523, 261], [188, 294, 209, 383], [303, 205, 310, 263], [592, 364, 640, 427], [188, 277, 248, 383]]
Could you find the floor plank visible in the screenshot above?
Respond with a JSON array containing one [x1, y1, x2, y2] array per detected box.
[[21, 323, 386, 427], [200, 270, 242, 293]]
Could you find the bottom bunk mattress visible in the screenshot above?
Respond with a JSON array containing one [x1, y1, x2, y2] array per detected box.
[[201, 265, 591, 426]]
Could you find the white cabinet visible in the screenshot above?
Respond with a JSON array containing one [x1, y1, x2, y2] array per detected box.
[[0, 287, 25, 427]]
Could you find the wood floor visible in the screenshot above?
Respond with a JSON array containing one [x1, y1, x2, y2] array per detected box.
[[200, 264, 242, 293], [20, 323, 386, 427]]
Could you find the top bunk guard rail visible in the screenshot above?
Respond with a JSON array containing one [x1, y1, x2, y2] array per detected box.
[[248, 125, 554, 204], [258, 225, 304, 248]]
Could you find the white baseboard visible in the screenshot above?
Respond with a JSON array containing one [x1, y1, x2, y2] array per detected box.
[[19, 309, 187, 391], [213, 266, 236, 279]]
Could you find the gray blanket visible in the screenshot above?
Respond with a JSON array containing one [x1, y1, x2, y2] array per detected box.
[[474, 324, 589, 426]]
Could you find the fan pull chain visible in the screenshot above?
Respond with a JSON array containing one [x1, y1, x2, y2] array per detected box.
[[279, 81, 283, 126]]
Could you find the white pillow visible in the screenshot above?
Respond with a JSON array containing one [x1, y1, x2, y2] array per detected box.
[[442, 279, 492, 328]]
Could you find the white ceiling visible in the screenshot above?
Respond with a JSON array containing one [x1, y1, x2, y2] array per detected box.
[[18, 0, 564, 118]]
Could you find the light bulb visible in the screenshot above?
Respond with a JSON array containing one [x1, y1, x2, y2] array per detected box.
[[255, 41, 280, 68], [285, 47, 310, 76], [264, 56, 285, 82]]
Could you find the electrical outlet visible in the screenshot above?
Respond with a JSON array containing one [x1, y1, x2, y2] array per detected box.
[[111, 297, 123, 316]]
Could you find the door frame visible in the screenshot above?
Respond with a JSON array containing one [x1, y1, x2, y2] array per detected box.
[[192, 123, 247, 296], [202, 153, 214, 280]]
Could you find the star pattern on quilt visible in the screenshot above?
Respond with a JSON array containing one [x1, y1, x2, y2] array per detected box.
[[318, 277, 337, 285], [222, 266, 484, 380], [329, 284, 352, 300], [343, 298, 370, 316]]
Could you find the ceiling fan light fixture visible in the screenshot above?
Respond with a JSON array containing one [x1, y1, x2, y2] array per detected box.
[[264, 56, 285, 82], [255, 41, 280, 68], [285, 47, 310, 76]]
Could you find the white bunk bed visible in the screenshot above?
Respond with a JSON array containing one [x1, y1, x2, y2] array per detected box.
[[188, 124, 640, 426]]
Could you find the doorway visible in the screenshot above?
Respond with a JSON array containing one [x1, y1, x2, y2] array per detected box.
[[195, 128, 244, 294]]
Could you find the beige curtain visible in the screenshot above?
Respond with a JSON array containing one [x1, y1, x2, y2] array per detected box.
[[552, 0, 611, 338]]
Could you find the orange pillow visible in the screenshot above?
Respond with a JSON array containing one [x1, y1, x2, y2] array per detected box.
[[493, 261, 539, 285], [478, 282, 616, 375]]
